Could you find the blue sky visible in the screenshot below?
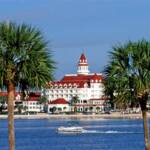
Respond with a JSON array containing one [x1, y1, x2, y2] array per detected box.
[[0, 0, 150, 79]]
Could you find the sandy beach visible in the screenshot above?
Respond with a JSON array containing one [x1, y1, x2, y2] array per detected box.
[[0, 112, 148, 120]]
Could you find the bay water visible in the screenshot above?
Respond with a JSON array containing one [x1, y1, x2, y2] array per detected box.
[[0, 118, 146, 150]]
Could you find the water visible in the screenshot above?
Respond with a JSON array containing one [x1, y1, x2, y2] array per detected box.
[[0, 118, 146, 150]]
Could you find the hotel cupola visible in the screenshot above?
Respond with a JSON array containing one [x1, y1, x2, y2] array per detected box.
[[77, 53, 89, 75]]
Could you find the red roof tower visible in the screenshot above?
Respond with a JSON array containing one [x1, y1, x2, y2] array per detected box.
[[77, 53, 89, 75]]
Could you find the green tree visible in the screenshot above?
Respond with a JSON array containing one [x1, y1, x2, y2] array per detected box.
[[104, 40, 150, 150], [39, 96, 48, 112], [0, 22, 55, 150], [70, 96, 80, 113], [39, 96, 48, 104]]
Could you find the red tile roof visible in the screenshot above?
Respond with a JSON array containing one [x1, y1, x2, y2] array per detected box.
[[49, 74, 104, 88], [78, 53, 88, 66], [49, 98, 68, 104], [62, 74, 103, 82]]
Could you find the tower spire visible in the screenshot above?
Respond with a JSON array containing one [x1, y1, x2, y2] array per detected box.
[[77, 53, 89, 75]]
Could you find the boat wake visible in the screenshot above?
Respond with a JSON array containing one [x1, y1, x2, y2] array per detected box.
[[82, 130, 142, 134], [84, 124, 142, 128]]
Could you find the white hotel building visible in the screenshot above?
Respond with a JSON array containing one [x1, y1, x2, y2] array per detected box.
[[46, 53, 109, 113]]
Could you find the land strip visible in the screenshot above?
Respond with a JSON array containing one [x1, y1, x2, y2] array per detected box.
[[0, 112, 148, 120]]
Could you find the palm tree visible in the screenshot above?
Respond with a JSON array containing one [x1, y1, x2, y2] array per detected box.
[[70, 96, 80, 113], [0, 22, 55, 150], [104, 40, 150, 150]]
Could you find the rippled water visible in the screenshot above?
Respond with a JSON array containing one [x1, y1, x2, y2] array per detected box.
[[0, 118, 147, 150]]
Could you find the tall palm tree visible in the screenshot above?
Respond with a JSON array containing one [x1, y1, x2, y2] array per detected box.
[[104, 40, 150, 150], [0, 22, 55, 150]]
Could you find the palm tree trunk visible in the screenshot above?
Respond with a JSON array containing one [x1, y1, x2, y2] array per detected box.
[[142, 110, 150, 150], [7, 83, 15, 150], [140, 97, 150, 150]]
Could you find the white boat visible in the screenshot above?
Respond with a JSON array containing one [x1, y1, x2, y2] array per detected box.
[[57, 126, 84, 133]]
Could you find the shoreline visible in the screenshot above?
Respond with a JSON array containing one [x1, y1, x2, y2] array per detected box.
[[0, 112, 147, 120]]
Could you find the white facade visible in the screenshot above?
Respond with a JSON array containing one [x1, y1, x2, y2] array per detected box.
[[47, 74, 104, 101]]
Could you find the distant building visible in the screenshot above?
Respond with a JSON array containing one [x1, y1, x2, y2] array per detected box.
[[22, 92, 43, 113], [48, 98, 69, 113], [0, 92, 43, 113], [46, 53, 109, 113]]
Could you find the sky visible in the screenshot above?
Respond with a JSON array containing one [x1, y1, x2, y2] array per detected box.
[[0, 0, 150, 80]]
